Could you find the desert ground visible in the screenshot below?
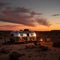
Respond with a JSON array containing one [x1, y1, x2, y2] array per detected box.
[[0, 41, 60, 60]]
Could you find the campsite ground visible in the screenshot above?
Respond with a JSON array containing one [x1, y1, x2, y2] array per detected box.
[[0, 41, 60, 60]]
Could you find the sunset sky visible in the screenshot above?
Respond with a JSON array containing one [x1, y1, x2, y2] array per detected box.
[[0, 0, 60, 31]]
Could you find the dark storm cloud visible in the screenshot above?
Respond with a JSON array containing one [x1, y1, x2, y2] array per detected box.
[[15, 7, 30, 13], [0, 7, 35, 26], [31, 11, 42, 17], [0, 2, 50, 27], [52, 14, 60, 16], [0, 6, 42, 26], [0, 17, 35, 26], [36, 18, 51, 27], [5, 7, 12, 10], [15, 7, 42, 16], [0, 7, 50, 26], [0, 2, 9, 7]]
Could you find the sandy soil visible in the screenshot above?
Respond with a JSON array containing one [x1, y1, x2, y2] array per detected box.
[[0, 42, 60, 60]]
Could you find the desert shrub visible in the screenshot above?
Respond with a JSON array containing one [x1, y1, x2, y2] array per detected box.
[[39, 46, 49, 51], [10, 38, 15, 44], [0, 48, 9, 54], [53, 42, 60, 47], [9, 51, 25, 60], [25, 45, 35, 49], [59, 56, 60, 60], [28, 55, 31, 58]]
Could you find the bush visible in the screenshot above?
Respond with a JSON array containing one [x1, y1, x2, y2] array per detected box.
[[59, 56, 60, 60], [9, 51, 25, 60], [25, 45, 35, 49], [0, 48, 9, 54], [53, 42, 60, 47], [39, 46, 49, 51]]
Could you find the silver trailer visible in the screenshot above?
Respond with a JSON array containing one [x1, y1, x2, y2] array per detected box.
[[10, 29, 37, 43]]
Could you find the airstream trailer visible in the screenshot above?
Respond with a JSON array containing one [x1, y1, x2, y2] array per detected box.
[[10, 29, 36, 43]]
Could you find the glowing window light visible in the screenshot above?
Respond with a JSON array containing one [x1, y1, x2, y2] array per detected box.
[[14, 33, 21, 37], [29, 32, 36, 37], [23, 33, 27, 37], [29, 33, 32, 37], [11, 31, 21, 37], [33, 33, 36, 37]]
